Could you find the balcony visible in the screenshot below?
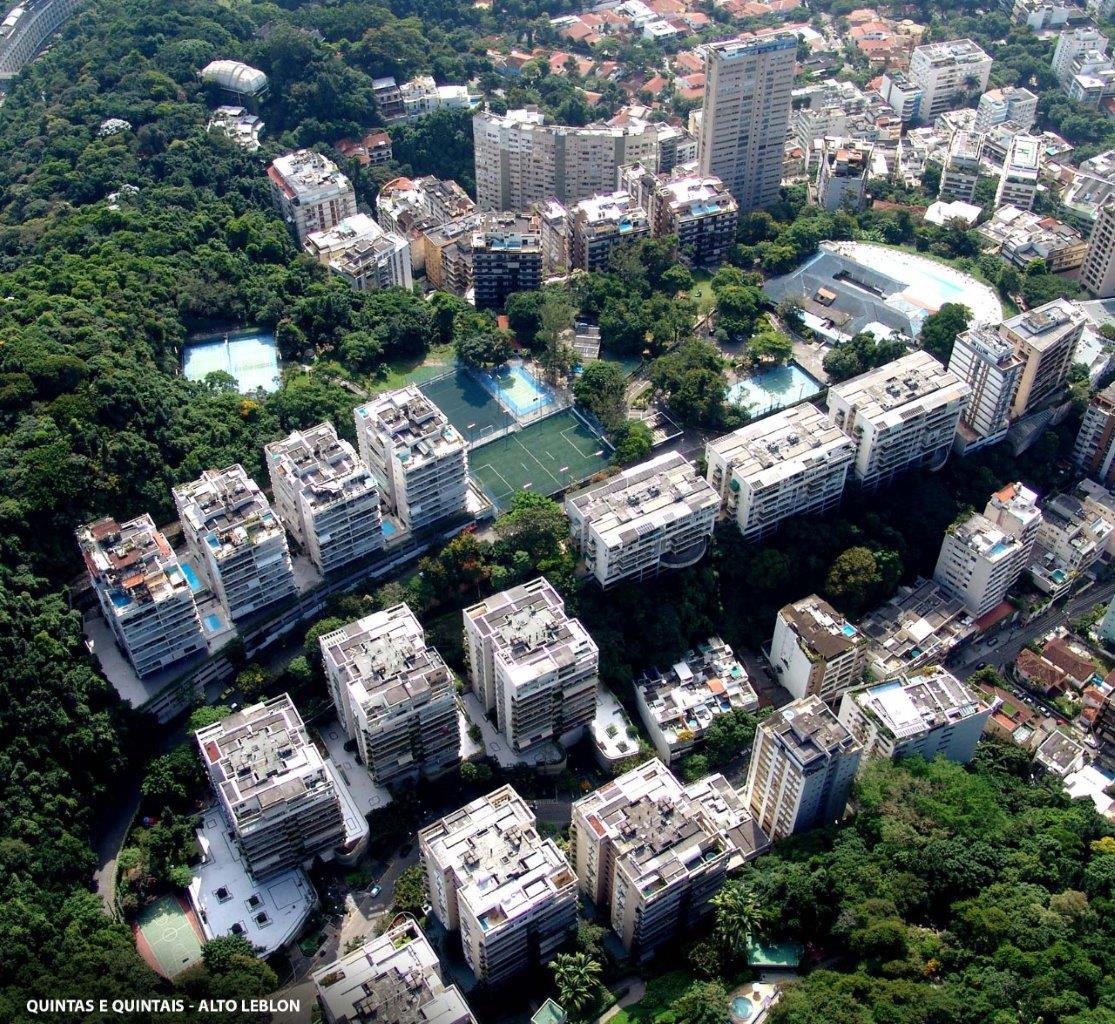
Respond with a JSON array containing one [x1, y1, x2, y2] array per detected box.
[[660, 538, 709, 570]]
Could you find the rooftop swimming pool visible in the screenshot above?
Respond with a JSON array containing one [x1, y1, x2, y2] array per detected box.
[[180, 562, 203, 593], [182, 329, 281, 394], [727, 362, 823, 418]]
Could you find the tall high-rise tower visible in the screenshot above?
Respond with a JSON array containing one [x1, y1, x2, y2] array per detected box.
[[698, 35, 797, 212]]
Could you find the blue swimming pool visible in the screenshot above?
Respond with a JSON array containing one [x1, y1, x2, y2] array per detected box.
[[731, 996, 755, 1019], [381, 520, 397, 538], [180, 562, 202, 593], [727, 362, 823, 418], [203, 613, 223, 632], [182, 329, 281, 394]]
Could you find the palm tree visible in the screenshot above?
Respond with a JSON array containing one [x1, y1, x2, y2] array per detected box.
[[711, 881, 764, 959], [551, 952, 603, 1016]]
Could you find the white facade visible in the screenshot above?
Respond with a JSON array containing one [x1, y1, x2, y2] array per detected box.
[[1052, 28, 1108, 86], [304, 213, 413, 292], [1082, 203, 1115, 299], [354, 385, 469, 533], [566, 451, 720, 587], [265, 422, 383, 574], [319, 604, 460, 785], [705, 404, 855, 541], [419, 787, 578, 985], [268, 150, 357, 243], [569, 191, 650, 272], [974, 86, 1037, 133], [698, 34, 797, 212], [744, 695, 862, 840], [995, 134, 1040, 212], [933, 512, 1033, 617], [313, 919, 477, 1024], [463, 577, 599, 753], [837, 670, 991, 765], [948, 327, 1024, 451], [770, 595, 867, 704], [195, 695, 367, 879], [173, 464, 296, 622], [826, 351, 970, 491], [939, 130, 982, 203], [77, 514, 206, 677], [908, 39, 992, 121]]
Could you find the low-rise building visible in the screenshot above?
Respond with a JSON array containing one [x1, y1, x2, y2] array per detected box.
[[397, 75, 477, 120], [770, 595, 867, 704], [173, 464, 296, 622], [77, 514, 206, 677], [634, 638, 759, 763], [1073, 381, 1115, 486], [463, 578, 599, 753], [570, 759, 733, 959], [857, 576, 977, 677], [354, 386, 469, 533], [826, 351, 970, 491], [977, 206, 1088, 273], [265, 422, 383, 575], [206, 105, 263, 151], [319, 604, 460, 785], [420, 787, 578, 985], [566, 452, 720, 587], [195, 695, 368, 879], [1034, 730, 1086, 777], [705, 404, 856, 541], [268, 150, 357, 243], [304, 213, 412, 292], [313, 918, 477, 1024], [744, 695, 862, 840], [569, 191, 650, 272], [837, 670, 991, 765], [335, 129, 393, 167], [1030, 490, 1113, 595]]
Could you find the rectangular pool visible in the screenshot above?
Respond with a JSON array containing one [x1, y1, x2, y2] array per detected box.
[[727, 362, 823, 419], [180, 562, 203, 593], [182, 329, 281, 394], [481, 363, 557, 418]]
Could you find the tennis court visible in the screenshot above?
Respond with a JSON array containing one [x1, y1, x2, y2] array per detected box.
[[134, 894, 204, 978], [419, 367, 512, 444], [470, 409, 612, 510]]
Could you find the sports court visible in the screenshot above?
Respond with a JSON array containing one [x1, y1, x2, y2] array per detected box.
[[469, 409, 611, 510], [419, 367, 512, 444], [133, 894, 204, 978], [476, 363, 558, 418]]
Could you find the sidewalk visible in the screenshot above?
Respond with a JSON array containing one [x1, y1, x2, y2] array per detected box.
[[596, 978, 646, 1023]]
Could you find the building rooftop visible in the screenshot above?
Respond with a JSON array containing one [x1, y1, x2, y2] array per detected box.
[[1001, 298, 1085, 350], [1034, 729, 1085, 776], [635, 637, 759, 749], [571, 191, 649, 236], [320, 605, 453, 725], [659, 175, 737, 219], [1004, 134, 1041, 174], [269, 150, 351, 201], [948, 512, 1026, 565], [265, 422, 375, 513], [567, 452, 719, 551], [760, 694, 859, 768], [173, 465, 284, 560], [913, 38, 991, 66], [779, 594, 862, 662], [200, 59, 268, 96], [846, 669, 988, 740], [464, 578, 597, 691], [707, 404, 855, 489], [828, 350, 968, 424], [77, 513, 191, 615], [420, 787, 575, 934], [356, 385, 465, 471], [312, 918, 476, 1024], [473, 212, 542, 254]]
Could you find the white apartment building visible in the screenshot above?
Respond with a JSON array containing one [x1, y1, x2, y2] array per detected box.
[[939, 130, 982, 203], [1031, 490, 1113, 595], [908, 39, 993, 121], [304, 213, 413, 292], [77, 514, 206, 677], [815, 138, 873, 213], [566, 451, 720, 587], [570, 759, 732, 959], [463, 578, 599, 753], [398, 75, 476, 119], [472, 108, 659, 210], [1074, 381, 1115, 486], [977, 206, 1088, 274], [837, 670, 991, 765], [375, 175, 476, 273], [975, 86, 1038, 133], [995, 134, 1040, 212], [653, 174, 739, 267], [1082, 202, 1115, 299], [319, 604, 460, 785], [933, 512, 1032, 617], [419, 787, 578, 985], [1001, 300, 1086, 417], [770, 595, 867, 704], [265, 422, 383, 575], [826, 351, 970, 491], [698, 34, 797, 212], [173, 464, 296, 622], [268, 150, 357, 242], [984, 480, 1043, 549], [569, 191, 650, 272], [1052, 28, 1108, 85], [705, 404, 856, 541], [634, 637, 759, 763], [313, 918, 477, 1024], [195, 694, 368, 878], [744, 695, 862, 840], [948, 326, 1024, 451], [878, 70, 924, 123], [354, 385, 469, 533]]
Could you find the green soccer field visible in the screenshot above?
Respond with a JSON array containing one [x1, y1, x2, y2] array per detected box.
[[419, 367, 513, 444], [136, 895, 203, 978], [469, 409, 611, 510]]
